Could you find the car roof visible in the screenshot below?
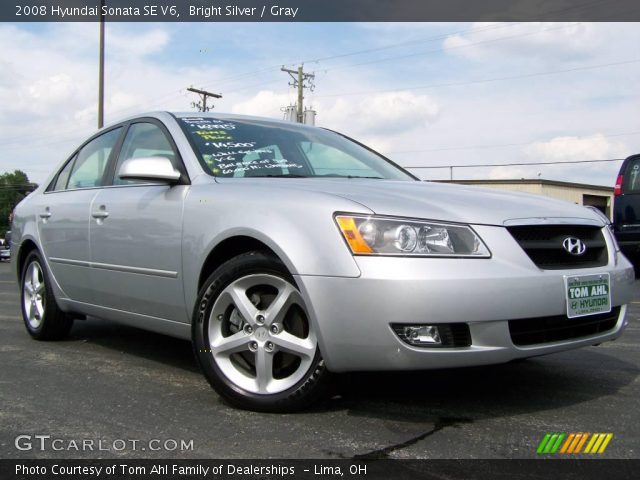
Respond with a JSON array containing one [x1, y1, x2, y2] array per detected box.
[[101, 111, 319, 133]]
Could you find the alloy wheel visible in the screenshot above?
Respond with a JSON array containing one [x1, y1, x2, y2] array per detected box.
[[23, 261, 45, 330], [207, 274, 316, 395]]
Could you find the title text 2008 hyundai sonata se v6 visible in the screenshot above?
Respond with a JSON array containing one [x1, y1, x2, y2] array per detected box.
[[11, 112, 634, 411]]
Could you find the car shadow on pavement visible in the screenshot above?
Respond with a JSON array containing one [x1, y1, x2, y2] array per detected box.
[[67, 317, 200, 374], [324, 348, 638, 420], [64, 317, 638, 422]]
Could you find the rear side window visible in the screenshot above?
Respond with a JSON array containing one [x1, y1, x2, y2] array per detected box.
[[113, 122, 175, 185], [624, 159, 640, 193], [51, 154, 77, 191], [67, 128, 122, 189]]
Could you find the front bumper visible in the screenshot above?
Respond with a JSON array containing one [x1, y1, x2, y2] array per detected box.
[[295, 225, 635, 372]]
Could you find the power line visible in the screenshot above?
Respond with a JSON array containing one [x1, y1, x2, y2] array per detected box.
[[192, 21, 581, 93], [0, 21, 626, 149], [193, 22, 527, 92], [193, 0, 629, 89], [223, 78, 282, 95], [386, 131, 640, 154], [320, 23, 581, 73], [316, 58, 640, 98], [0, 25, 636, 152], [180, 0, 633, 92], [3, 55, 635, 150], [298, 22, 524, 65]]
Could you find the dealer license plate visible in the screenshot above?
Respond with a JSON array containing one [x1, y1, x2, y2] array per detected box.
[[564, 273, 611, 318]]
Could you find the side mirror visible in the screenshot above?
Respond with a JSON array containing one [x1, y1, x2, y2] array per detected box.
[[117, 156, 181, 183]]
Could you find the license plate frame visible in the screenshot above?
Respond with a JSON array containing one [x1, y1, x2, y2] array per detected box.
[[564, 273, 611, 319]]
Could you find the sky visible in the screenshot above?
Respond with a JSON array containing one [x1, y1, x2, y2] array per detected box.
[[0, 21, 638, 186]]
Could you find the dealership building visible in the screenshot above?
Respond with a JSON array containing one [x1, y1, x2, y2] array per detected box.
[[438, 179, 614, 219]]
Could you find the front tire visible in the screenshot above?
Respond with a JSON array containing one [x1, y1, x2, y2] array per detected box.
[[20, 250, 73, 340], [193, 251, 331, 412]]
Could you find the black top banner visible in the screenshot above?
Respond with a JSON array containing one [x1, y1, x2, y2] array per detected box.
[[4, 0, 640, 22]]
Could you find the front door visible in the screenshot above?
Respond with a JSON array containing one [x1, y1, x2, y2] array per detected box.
[[88, 121, 188, 322]]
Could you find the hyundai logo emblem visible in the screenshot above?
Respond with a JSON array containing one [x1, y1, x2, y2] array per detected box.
[[562, 237, 587, 256]]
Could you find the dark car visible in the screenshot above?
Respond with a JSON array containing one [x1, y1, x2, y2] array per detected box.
[[0, 230, 10, 262], [613, 154, 640, 268]]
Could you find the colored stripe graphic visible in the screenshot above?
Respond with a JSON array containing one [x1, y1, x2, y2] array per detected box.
[[537, 434, 552, 454], [585, 433, 613, 454], [598, 434, 613, 453], [567, 433, 583, 453], [559, 433, 575, 454], [574, 433, 589, 453], [538, 433, 613, 454], [561, 433, 584, 454], [537, 433, 565, 454], [584, 433, 599, 453], [550, 434, 565, 453]]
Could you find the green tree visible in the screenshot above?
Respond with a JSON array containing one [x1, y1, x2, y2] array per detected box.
[[0, 170, 35, 238]]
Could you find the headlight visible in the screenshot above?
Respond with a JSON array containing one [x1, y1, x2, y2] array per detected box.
[[586, 206, 620, 254], [335, 214, 491, 257], [604, 224, 621, 253]]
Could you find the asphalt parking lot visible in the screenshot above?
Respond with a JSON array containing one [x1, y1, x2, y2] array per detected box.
[[0, 260, 638, 460]]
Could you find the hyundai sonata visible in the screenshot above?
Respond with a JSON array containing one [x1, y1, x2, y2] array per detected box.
[[11, 112, 634, 411]]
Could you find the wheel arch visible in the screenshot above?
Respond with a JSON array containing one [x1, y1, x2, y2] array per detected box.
[[16, 238, 39, 282], [197, 235, 286, 292], [195, 230, 306, 295], [15, 235, 70, 305]]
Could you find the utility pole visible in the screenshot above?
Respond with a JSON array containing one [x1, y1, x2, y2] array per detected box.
[[281, 65, 315, 123], [187, 87, 222, 112], [98, 0, 105, 128]]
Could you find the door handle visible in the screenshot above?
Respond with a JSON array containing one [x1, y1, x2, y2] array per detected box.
[[39, 208, 51, 219], [92, 205, 109, 220]]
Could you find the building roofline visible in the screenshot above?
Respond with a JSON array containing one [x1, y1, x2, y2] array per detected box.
[[436, 178, 613, 192]]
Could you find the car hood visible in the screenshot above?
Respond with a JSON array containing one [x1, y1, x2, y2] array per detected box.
[[214, 177, 605, 226]]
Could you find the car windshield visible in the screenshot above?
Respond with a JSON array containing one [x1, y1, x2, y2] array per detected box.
[[177, 115, 415, 180]]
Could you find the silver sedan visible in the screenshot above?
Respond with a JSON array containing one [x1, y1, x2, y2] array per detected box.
[[11, 112, 634, 411]]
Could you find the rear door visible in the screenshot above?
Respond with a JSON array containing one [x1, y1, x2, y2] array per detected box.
[[88, 120, 189, 322], [37, 127, 123, 303]]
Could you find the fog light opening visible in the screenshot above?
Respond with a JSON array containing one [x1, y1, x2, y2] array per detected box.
[[401, 325, 441, 346]]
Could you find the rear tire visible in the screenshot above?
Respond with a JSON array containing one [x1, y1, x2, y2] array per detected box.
[[20, 250, 73, 340], [193, 251, 332, 412]]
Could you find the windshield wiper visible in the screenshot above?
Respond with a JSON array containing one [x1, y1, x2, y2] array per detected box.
[[319, 174, 385, 179], [253, 174, 384, 179], [256, 174, 309, 178]]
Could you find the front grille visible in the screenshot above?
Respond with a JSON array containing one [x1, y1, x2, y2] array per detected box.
[[507, 225, 608, 269], [508, 307, 620, 346], [391, 323, 471, 347]]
